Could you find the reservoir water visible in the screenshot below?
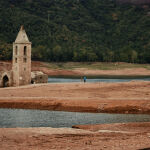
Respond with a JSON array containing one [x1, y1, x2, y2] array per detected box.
[[0, 108, 150, 128], [48, 77, 150, 83]]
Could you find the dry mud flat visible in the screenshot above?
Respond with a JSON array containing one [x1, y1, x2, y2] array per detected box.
[[2, 61, 150, 76], [1, 81, 150, 149], [31, 61, 150, 76], [1, 81, 150, 113], [33, 64, 150, 76], [1, 123, 150, 150]]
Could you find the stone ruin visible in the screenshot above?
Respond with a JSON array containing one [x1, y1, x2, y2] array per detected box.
[[0, 26, 48, 87]]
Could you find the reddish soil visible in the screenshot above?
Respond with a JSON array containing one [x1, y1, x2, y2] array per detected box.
[[0, 81, 150, 114], [32, 61, 150, 76], [1, 123, 150, 150]]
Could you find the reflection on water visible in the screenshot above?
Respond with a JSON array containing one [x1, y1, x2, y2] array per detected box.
[[48, 77, 150, 83], [0, 109, 150, 128]]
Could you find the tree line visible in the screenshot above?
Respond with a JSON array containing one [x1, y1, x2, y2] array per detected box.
[[0, 0, 150, 63]]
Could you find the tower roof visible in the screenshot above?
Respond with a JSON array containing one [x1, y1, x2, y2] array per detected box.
[[15, 25, 31, 43]]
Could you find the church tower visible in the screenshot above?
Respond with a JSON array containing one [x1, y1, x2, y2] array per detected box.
[[12, 26, 31, 86]]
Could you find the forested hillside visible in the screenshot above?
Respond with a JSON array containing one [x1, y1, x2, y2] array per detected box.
[[116, 0, 150, 5], [0, 0, 150, 63]]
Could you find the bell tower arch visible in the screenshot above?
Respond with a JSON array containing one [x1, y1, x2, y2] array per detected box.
[[12, 26, 32, 86]]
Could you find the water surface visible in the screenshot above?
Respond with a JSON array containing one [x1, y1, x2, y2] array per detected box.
[[0, 109, 150, 128], [48, 77, 150, 83]]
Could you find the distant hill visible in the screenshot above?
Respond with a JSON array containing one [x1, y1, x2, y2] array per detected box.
[[0, 0, 150, 63]]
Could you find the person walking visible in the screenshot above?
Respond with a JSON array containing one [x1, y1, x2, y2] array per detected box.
[[83, 76, 86, 83]]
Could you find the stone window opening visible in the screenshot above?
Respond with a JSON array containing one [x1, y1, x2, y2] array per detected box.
[[15, 58, 17, 63], [24, 46, 27, 56], [15, 46, 18, 55], [23, 58, 27, 63]]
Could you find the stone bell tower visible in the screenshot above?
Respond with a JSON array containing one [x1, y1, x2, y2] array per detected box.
[[12, 26, 31, 86]]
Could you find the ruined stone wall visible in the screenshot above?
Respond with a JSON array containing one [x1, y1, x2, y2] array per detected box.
[[31, 71, 48, 84], [0, 71, 13, 87]]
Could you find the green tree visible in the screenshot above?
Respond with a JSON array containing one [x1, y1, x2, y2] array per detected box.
[[87, 51, 98, 61], [52, 45, 62, 61], [32, 45, 47, 60], [129, 50, 138, 63], [0, 42, 12, 60], [103, 50, 114, 62]]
